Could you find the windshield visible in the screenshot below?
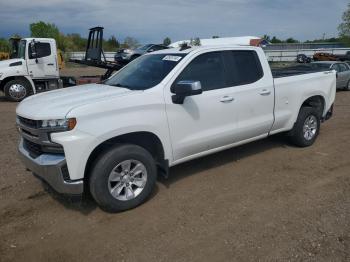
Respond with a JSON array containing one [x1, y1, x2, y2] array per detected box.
[[105, 53, 186, 90], [138, 44, 153, 51], [17, 40, 26, 59]]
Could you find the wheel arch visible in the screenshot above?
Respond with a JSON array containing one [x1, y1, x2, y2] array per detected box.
[[299, 95, 326, 118], [84, 131, 168, 186], [0, 76, 35, 94]]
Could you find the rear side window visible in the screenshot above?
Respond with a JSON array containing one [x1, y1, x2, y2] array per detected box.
[[224, 51, 263, 86], [331, 64, 340, 72], [339, 63, 349, 72], [29, 42, 51, 59], [175, 52, 226, 91]]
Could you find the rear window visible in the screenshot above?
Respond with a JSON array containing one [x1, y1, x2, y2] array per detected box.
[[224, 51, 264, 86]]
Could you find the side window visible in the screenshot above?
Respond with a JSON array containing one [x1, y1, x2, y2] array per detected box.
[[331, 64, 340, 72], [152, 45, 166, 51], [224, 50, 263, 86], [29, 43, 51, 59], [339, 63, 349, 72], [175, 52, 226, 91]]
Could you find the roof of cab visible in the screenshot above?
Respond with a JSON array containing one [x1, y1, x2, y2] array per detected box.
[[152, 44, 260, 55]]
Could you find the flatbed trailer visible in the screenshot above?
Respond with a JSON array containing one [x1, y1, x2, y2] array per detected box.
[[69, 27, 126, 80]]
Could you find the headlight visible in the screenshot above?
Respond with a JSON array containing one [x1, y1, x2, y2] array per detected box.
[[41, 118, 76, 131]]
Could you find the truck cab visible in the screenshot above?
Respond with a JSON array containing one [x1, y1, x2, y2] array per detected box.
[[0, 38, 62, 101]]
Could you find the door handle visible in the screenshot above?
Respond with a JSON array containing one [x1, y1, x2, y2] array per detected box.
[[47, 63, 54, 66], [220, 96, 234, 103], [259, 89, 271, 96]]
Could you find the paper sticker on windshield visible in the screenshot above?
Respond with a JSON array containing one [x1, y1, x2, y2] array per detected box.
[[163, 55, 182, 62]]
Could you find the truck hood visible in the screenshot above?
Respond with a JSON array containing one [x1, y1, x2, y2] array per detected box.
[[0, 58, 23, 69], [16, 84, 139, 120]]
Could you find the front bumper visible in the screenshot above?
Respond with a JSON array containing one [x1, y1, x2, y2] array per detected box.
[[18, 139, 83, 195]]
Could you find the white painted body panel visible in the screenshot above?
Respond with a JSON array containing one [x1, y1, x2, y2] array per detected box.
[[16, 45, 336, 180]]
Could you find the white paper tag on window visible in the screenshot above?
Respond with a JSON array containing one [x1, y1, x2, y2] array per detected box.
[[163, 55, 182, 62]]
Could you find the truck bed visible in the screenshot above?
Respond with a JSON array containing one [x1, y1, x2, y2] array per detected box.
[[271, 64, 330, 78]]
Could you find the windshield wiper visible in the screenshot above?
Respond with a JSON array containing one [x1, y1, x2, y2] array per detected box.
[[111, 83, 133, 90]]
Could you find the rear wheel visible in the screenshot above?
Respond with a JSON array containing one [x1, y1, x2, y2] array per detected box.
[[289, 107, 321, 147], [345, 80, 350, 91], [4, 79, 31, 102], [89, 144, 157, 212]]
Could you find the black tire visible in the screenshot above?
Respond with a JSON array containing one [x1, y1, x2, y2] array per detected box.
[[4, 79, 31, 102], [289, 107, 321, 147], [89, 144, 157, 212], [344, 80, 350, 91]]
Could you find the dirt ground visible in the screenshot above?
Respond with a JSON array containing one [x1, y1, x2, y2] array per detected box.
[[0, 72, 349, 261]]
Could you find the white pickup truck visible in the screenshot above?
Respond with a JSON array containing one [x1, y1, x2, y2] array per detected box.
[[16, 45, 336, 212]]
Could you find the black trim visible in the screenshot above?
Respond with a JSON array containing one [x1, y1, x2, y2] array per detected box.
[[9, 61, 22, 67]]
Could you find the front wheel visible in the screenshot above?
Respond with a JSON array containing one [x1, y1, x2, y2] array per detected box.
[[289, 107, 321, 147], [89, 144, 157, 212], [4, 79, 31, 102]]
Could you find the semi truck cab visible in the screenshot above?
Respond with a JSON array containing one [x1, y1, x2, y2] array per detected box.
[[0, 38, 62, 102]]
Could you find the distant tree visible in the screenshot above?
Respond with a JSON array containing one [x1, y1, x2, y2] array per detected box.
[[30, 21, 59, 39], [285, 37, 299, 43], [0, 38, 10, 52], [105, 35, 120, 51], [123, 36, 140, 49], [163, 37, 171, 46], [262, 34, 271, 42], [30, 21, 65, 50], [188, 38, 201, 46], [212, 36, 220, 39], [339, 3, 350, 37], [338, 3, 350, 46], [270, 36, 282, 43]]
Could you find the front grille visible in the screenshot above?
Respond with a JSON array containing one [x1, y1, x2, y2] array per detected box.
[[23, 139, 64, 158], [61, 164, 71, 181], [23, 139, 42, 158], [18, 116, 40, 129]]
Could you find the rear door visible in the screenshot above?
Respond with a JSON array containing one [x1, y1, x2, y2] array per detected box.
[[222, 50, 275, 142], [337, 63, 350, 88]]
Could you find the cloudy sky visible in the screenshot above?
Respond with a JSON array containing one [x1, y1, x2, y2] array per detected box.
[[0, 0, 348, 43]]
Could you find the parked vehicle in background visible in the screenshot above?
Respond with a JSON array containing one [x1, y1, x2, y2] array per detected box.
[[313, 51, 350, 62], [114, 44, 168, 62], [17, 44, 336, 212], [0, 38, 63, 101], [313, 52, 339, 62], [296, 54, 312, 63], [333, 51, 350, 61], [310, 61, 350, 90]]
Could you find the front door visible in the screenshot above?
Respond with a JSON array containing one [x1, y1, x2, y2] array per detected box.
[[27, 40, 58, 79]]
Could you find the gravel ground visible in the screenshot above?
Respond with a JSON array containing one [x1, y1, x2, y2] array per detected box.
[[0, 75, 349, 261]]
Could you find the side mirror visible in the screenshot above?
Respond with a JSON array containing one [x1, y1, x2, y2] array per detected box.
[[29, 41, 38, 61], [171, 80, 203, 104]]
